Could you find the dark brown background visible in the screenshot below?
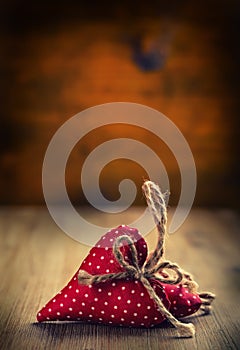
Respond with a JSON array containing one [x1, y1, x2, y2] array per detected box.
[[1, 0, 240, 208]]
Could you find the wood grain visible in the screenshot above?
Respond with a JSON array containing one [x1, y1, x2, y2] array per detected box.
[[0, 208, 239, 349]]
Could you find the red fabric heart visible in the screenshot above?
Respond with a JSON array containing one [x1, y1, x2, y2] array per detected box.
[[163, 284, 201, 318], [37, 225, 201, 327]]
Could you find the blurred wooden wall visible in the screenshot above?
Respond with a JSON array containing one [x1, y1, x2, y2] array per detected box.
[[0, 1, 239, 207]]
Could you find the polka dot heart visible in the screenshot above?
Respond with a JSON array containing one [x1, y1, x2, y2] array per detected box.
[[37, 225, 201, 327]]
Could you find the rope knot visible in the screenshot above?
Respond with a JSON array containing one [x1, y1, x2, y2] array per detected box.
[[128, 268, 142, 280]]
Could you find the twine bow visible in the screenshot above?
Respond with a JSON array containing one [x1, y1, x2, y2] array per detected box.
[[78, 180, 215, 338]]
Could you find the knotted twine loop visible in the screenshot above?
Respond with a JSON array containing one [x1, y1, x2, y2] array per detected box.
[[141, 181, 215, 313], [142, 181, 199, 293], [78, 180, 215, 338]]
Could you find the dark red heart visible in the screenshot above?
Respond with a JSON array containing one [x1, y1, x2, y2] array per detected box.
[[37, 225, 201, 327]]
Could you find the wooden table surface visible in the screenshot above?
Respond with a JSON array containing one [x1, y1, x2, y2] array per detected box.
[[0, 207, 239, 350]]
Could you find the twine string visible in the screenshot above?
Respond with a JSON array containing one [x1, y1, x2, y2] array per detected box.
[[142, 181, 168, 271]]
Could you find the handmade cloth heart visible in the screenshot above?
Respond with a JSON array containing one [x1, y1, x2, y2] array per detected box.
[[37, 225, 202, 327]]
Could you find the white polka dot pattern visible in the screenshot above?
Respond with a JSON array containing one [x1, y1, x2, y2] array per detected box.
[[37, 225, 202, 327]]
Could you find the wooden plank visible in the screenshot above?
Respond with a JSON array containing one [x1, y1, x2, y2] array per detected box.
[[0, 208, 239, 349]]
